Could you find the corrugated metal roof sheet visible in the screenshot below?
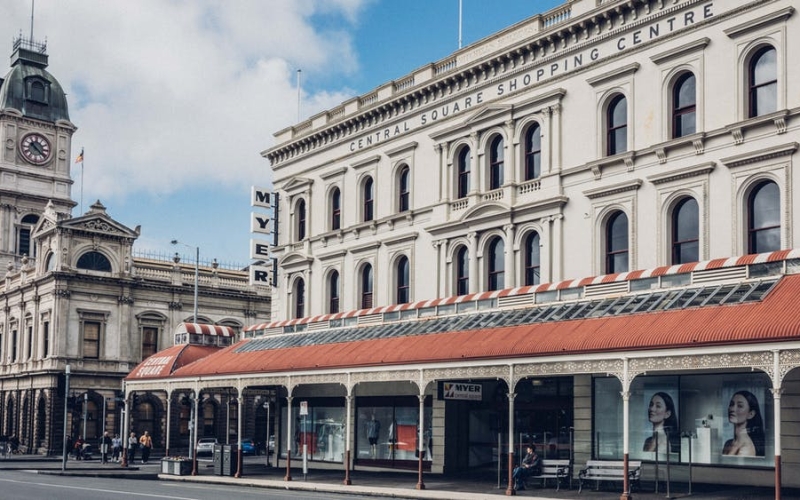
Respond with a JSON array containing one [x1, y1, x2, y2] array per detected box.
[[165, 274, 800, 379], [126, 344, 222, 380]]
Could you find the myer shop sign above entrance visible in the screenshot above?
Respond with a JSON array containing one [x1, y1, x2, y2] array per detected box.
[[440, 382, 483, 401]]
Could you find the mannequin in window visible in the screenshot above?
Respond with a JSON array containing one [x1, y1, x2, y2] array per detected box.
[[366, 414, 381, 459]]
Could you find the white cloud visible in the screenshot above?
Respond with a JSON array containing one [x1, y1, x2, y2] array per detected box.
[[1, 0, 365, 200]]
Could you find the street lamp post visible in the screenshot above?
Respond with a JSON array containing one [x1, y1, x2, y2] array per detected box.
[[263, 399, 271, 466], [171, 240, 199, 322], [61, 364, 71, 471]]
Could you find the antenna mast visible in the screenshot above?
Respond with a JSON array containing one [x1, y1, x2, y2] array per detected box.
[[30, 0, 35, 41]]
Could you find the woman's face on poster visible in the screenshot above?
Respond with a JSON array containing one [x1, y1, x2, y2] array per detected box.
[[648, 395, 671, 425], [728, 394, 755, 424]]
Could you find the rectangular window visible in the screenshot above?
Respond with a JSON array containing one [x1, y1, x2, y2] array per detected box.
[[11, 329, 18, 361], [279, 398, 346, 463], [43, 321, 50, 357], [27, 326, 33, 360], [142, 327, 158, 359], [83, 321, 100, 359]]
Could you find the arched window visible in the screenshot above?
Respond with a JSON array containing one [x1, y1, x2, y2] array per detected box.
[[360, 264, 374, 309], [330, 188, 341, 231], [17, 214, 39, 258], [672, 72, 696, 138], [748, 181, 780, 254], [45, 253, 56, 271], [398, 166, 410, 212], [606, 95, 627, 156], [328, 270, 340, 314], [294, 278, 305, 319], [524, 123, 542, 180], [396, 256, 410, 304], [76, 251, 112, 272], [456, 246, 469, 296], [487, 237, 505, 291], [605, 211, 629, 273], [489, 136, 504, 190], [363, 177, 374, 222], [749, 46, 777, 118], [457, 147, 471, 198], [671, 197, 699, 264], [296, 199, 306, 241], [524, 232, 541, 286]]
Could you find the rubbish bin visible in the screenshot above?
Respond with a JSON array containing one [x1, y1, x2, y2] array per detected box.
[[222, 444, 239, 476], [213, 444, 223, 475]]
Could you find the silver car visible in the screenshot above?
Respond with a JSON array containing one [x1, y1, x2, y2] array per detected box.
[[195, 437, 218, 457]]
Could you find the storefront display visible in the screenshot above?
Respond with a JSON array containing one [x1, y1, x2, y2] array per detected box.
[[280, 399, 344, 463], [593, 373, 773, 466], [356, 396, 432, 465]]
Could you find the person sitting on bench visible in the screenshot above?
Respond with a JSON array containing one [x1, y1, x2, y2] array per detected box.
[[513, 444, 541, 491]]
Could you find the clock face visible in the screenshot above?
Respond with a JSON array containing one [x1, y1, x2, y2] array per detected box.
[[20, 133, 52, 165]]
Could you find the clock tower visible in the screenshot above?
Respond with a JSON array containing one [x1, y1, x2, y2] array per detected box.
[[0, 35, 77, 271]]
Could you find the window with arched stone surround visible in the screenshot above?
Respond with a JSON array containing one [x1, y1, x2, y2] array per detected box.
[[606, 94, 628, 156], [747, 180, 780, 254], [524, 123, 542, 180], [672, 72, 696, 138], [395, 255, 410, 304], [524, 232, 541, 286], [488, 135, 504, 190], [456, 146, 471, 199], [455, 245, 469, 296], [605, 211, 629, 274], [748, 45, 777, 118], [486, 237, 505, 291], [671, 197, 699, 265], [328, 270, 340, 314]]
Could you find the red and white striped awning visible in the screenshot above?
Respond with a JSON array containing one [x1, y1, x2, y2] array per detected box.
[[175, 323, 235, 337]]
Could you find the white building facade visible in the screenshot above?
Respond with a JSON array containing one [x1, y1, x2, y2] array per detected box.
[[126, 0, 800, 495]]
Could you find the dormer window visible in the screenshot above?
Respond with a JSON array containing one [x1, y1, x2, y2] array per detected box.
[[25, 78, 50, 104]]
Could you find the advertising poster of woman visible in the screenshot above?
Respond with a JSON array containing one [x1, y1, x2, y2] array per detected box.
[[641, 390, 680, 457], [722, 388, 765, 457]]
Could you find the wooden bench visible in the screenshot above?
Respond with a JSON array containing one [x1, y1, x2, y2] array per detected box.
[[578, 460, 641, 493], [527, 459, 571, 491]]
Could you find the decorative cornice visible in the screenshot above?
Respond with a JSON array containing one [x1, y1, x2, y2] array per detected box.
[[719, 142, 798, 169], [583, 178, 643, 199], [647, 162, 716, 185]]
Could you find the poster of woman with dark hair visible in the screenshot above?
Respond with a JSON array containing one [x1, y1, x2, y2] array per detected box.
[[722, 390, 765, 457], [643, 391, 679, 454]]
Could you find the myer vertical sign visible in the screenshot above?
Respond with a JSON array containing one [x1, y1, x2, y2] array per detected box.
[[442, 382, 483, 401], [250, 186, 276, 287]]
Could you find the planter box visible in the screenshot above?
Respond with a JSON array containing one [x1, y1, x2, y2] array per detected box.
[[161, 458, 192, 475]]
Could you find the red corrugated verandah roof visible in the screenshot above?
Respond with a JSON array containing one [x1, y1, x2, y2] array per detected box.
[[153, 274, 800, 380]]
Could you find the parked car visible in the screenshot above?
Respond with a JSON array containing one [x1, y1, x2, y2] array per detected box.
[[195, 437, 218, 457], [240, 437, 257, 455]]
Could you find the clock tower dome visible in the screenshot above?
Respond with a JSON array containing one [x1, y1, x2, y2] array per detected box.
[[0, 35, 77, 271]]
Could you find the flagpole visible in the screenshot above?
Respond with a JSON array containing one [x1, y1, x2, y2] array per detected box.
[[75, 148, 84, 215], [458, 0, 463, 49]]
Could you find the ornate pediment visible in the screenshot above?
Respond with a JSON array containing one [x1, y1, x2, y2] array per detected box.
[[59, 200, 140, 239]]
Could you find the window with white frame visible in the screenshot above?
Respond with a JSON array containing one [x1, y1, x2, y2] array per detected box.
[[605, 211, 629, 274], [488, 135, 504, 190], [747, 46, 777, 118], [747, 180, 780, 254]]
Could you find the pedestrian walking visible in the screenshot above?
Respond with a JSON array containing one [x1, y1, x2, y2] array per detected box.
[[99, 431, 112, 463], [139, 430, 153, 464]]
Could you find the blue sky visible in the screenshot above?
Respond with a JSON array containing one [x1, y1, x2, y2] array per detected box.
[[1, 0, 560, 267]]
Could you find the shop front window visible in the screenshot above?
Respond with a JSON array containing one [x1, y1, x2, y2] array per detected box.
[[356, 396, 433, 466], [593, 372, 774, 466], [280, 399, 345, 463]]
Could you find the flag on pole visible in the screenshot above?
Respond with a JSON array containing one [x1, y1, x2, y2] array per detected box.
[[75, 148, 84, 163]]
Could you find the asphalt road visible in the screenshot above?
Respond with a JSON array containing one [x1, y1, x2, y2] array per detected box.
[[0, 469, 374, 500]]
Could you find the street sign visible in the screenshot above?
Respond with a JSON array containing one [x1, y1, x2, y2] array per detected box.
[[300, 401, 308, 416]]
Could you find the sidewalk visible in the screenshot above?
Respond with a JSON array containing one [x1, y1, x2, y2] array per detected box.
[[1, 454, 797, 500]]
